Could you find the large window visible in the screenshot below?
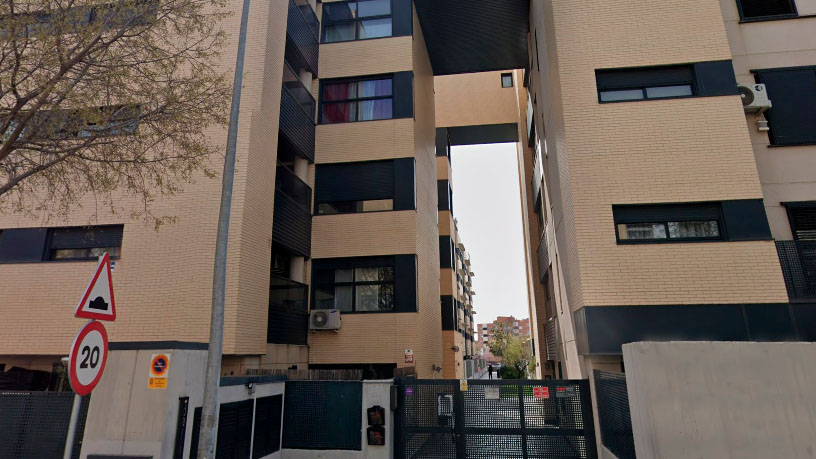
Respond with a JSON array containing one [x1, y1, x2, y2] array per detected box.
[[596, 65, 694, 102], [755, 67, 816, 146], [322, 0, 392, 43], [736, 0, 797, 20], [321, 77, 393, 123], [613, 203, 723, 243], [314, 159, 415, 213], [0, 224, 123, 262], [314, 266, 395, 312]]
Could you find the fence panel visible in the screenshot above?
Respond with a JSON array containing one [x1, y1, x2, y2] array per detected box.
[[0, 391, 90, 459], [593, 371, 636, 459], [282, 381, 362, 450]]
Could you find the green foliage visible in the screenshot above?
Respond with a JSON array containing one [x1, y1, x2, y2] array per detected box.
[[487, 325, 533, 379]]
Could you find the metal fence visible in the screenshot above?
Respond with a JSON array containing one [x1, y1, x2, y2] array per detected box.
[[776, 240, 816, 300], [395, 379, 597, 459], [0, 391, 90, 459], [282, 381, 362, 450], [593, 371, 635, 459]]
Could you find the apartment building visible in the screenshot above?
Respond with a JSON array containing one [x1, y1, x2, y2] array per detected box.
[[477, 316, 531, 346], [523, 0, 816, 383]]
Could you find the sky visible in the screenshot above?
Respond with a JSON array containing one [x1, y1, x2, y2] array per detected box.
[[450, 143, 530, 326]]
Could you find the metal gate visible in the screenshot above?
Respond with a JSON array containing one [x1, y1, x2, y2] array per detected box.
[[394, 379, 596, 459]]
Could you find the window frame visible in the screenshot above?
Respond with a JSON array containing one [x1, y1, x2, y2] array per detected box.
[[613, 203, 726, 244], [735, 0, 798, 22], [45, 225, 124, 261], [501, 72, 513, 88], [319, 75, 394, 124], [316, 199, 394, 215], [320, 0, 393, 44], [313, 265, 396, 314], [596, 65, 697, 104]]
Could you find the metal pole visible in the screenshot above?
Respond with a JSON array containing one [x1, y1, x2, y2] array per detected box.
[[62, 393, 82, 459], [197, 0, 251, 456]]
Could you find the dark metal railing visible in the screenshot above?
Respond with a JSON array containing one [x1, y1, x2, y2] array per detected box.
[[268, 275, 308, 345], [283, 61, 316, 118], [272, 167, 312, 258], [537, 230, 549, 281], [279, 82, 316, 162], [776, 240, 816, 301], [286, 0, 318, 76], [594, 370, 636, 459], [545, 317, 558, 361]]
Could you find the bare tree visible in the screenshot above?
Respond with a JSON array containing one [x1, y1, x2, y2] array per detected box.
[[0, 0, 230, 225]]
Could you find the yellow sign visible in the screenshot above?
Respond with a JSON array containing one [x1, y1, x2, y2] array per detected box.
[[460, 379, 468, 391], [148, 377, 167, 389]]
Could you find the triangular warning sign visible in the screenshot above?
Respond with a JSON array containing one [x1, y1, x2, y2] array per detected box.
[[75, 252, 116, 321]]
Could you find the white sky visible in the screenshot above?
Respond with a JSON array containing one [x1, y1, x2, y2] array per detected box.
[[450, 143, 530, 326]]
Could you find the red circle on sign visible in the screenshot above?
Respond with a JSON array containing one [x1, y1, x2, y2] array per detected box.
[[151, 354, 169, 377], [69, 321, 109, 396]]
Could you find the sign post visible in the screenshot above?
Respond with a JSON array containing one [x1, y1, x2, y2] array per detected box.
[[64, 254, 116, 459]]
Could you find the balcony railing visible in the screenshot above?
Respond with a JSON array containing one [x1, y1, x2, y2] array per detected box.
[[267, 275, 309, 345], [286, 0, 318, 76], [537, 230, 549, 282], [279, 81, 316, 163], [776, 240, 816, 301], [545, 317, 558, 361], [272, 165, 312, 257]]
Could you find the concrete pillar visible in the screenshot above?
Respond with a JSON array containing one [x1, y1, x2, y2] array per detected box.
[[289, 256, 305, 283], [293, 157, 308, 180]]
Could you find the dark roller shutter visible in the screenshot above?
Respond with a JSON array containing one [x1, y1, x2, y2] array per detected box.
[[788, 204, 816, 241], [441, 295, 455, 330], [437, 180, 451, 211], [394, 158, 416, 211], [215, 400, 253, 459], [392, 71, 413, 119], [436, 127, 450, 157], [596, 65, 693, 91], [0, 228, 48, 262], [394, 254, 417, 313], [314, 160, 394, 205], [694, 60, 738, 97], [49, 225, 124, 249], [253, 395, 283, 458], [613, 203, 721, 224], [756, 67, 816, 146], [439, 236, 454, 269], [737, 0, 796, 19], [391, 0, 412, 37]]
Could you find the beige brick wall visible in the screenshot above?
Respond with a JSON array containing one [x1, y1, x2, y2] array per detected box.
[[0, 0, 288, 356], [540, 0, 788, 310], [307, 7, 442, 378], [435, 71, 520, 128]]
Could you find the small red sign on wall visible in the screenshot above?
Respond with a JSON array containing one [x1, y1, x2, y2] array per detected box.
[[533, 386, 549, 399]]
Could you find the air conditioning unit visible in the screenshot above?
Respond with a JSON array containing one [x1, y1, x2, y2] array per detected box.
[[738, 84, 772, 113], [310, 309, 341, 330]]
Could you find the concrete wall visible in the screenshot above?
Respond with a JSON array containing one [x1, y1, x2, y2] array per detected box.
[[623, 341, 816, 459], [282, 380, 393, 459]]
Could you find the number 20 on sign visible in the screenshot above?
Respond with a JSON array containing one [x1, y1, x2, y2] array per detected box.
[[69, 319, 110, 395]]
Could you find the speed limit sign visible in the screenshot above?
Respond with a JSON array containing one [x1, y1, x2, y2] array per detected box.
[[69, 321, 109, 395]]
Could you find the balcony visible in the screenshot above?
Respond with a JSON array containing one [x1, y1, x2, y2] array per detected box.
[[279, 62, 315, 162], [267, 275, 309, 345], [544, 317, 558, 361], [537, 230, 549, 282], [272, 164, 312, 257], [776, 241, 816, 301], [286, 0, 318, 77]]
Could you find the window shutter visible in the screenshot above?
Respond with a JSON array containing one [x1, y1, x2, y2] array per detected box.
[[613, 203, 721, 224], [693, 61, 738, 97], [596, 65, 693, 91], [216, 400, 253, 459], [0, 228, 48, 262], [439, 236, 454, 269], [394, 158, 416, 211], [756, 68, 816, 146], [441, 295, 456, 330], [437, 180, 451, 211], [392, 71, 414, 119], [394, 254, 417, 313], [788, 205, 816, 241], [721, 199, 771, 241], [49, 225, 123, 249], [391, 0, 412, 37], [315, 160, 395, 204], [737, 0, 796, 19]]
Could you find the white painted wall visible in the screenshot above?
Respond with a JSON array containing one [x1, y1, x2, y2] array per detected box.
[[283, 380, 393, 459], [623, 341, 816, 459]]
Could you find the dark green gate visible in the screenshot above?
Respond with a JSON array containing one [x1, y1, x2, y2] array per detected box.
[[394, 379, 597, 459]]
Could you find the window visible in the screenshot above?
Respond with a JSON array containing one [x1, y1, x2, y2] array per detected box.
[[736, 0, 797, 20], [785, 202, 816, 241], [314, 266, 395, 312], [314, 159, 415, 213], [501, 73, 513, 88], [321, 77, 392, 123], [596, 65, 694, 102], [322, 0, 392, 43], [754, 67, 816, 146], [613, 203, 723, 243], [46, 225, 124, 260]]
